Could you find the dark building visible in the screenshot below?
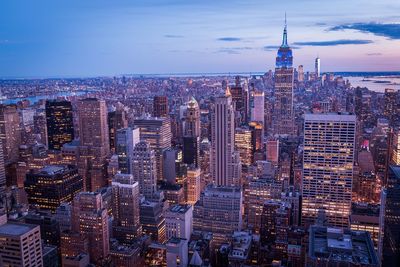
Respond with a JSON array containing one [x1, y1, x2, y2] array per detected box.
[[42, 244, 59, 267], [45, 100, 74, 151], [381, 165, 400, 266], [183, 136, 199, 167], [139, 200, 166, 243], [24, 212, 61, 247], [153, 95, 169, 118], [230, 76, 249, 125], [24, 165, 83, 212], [108, 109, 128, 153]]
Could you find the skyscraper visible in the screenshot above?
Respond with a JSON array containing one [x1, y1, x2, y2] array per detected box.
[[132, 141, 158, 200], [384, 88, 398, 125], [24, 165, 83, 212], [153, 95, 169, 118], [183, 97, 200, 168], [116, 127, 139, 174], [0, 140, 5, 211], [134, 116, 172, 181], [108, 108, 128, 153], [272, 17, 295, 136], [230, 76, 249, 125], [45, 100, 74, 151], [77, 98, 110, 191], [0, 104, 21, 163], [112, 173, 142, 244], [186, 166, 201, 205], [381, 165, 400, 266], [391, 130, 400, 165], [210, 89, 241, 186], [302, 113, 356, 227], [315, 57, 320, 78], [70, 192, 110, 265], [250, 91, 265, 123]]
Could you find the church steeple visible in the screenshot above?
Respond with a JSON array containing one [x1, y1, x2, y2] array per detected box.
[[281, 12, 288, 47]]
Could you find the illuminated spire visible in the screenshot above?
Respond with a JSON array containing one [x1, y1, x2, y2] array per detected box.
[[282, 12, 288, 47]]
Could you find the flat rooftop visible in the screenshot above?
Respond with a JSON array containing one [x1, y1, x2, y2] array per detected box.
[[39, 165, 68, 175], [309, 225, 378, 266], [0, 222, 38, 236], [168, 204, 192, 213], [304, 113, 356, 122]]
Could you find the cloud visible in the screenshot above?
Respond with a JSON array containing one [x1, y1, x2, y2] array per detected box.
[[217, 37, 242, 42], [216, 47, 252, 54], [329, 23, 400, 39], [164, 34, 184, 38], [366, 52, 382, 56], [293, 39, 373, 46]]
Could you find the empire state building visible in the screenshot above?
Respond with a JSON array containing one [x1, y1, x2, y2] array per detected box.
[[272, 17, 295, 136]]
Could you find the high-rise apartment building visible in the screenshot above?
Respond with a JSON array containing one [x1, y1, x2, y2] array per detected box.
[[24, 165, 83, 212], [272, 18, 295, 136], [302, 113, 356, 227], [77, 98, 110, 191], [132, 141, 158, 200], [0, 104, 21, 163], [153, 95, 169, 118], [0, 140, 5, 210], [134, 116, 172, 181], [45, 100, 75, 151], [193, 185, 242, 246], [112, 173, 142, 244], [0, 221, 43, 267], [391, 130, 400, 165], [210, 90, 241, 186], [183, 97, 200, 168]]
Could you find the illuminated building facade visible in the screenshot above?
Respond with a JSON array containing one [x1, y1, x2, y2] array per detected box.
[[112, 173, 142, 244], [45, 100, 74, 151], [391, 130, 400, 165], [186, 167, 201, 205], [235, 126, 253, 167], [24, 165, 83, 212], [302, 113, 356, 227], [116, 127, 139, 174], [0, 104, 21, 163]]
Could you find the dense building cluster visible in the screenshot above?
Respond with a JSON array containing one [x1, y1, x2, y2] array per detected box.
[[0, 20, 399, 267]]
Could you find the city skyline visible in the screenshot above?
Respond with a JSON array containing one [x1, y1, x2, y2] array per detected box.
[[1, 0, 400, 77]]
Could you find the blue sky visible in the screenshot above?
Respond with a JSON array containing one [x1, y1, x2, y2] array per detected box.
[[0, 0, 399, 77]]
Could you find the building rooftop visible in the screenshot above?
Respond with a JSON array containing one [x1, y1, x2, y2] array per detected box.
[[304, 113, 356, 122], [39, 165, 69, 175], [0, 222, 38, 236], [309, 225, 379, 266], [168, 204, 192, 214]]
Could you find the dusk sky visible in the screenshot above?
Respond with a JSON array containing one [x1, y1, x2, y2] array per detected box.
[[1, 0, 400, 77]]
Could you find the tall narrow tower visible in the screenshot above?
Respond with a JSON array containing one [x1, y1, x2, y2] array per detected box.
[[272, 15, 295, 136], [315, 57, 321, 78], [183, 97, 200, 167], [210, 88, 241, 186]]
